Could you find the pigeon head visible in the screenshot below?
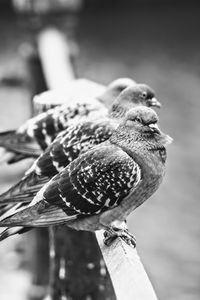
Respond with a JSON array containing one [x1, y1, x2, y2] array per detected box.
[[99, 78, 136, 105], [125, 106, 159, 126], [124, 107, 173, 149], [136, 84, 161, 108], [110, 106, 172, 157], [110, 84, 161, 118]]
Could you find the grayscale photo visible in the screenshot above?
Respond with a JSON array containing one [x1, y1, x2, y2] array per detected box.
[[0, 0, 199, 299]]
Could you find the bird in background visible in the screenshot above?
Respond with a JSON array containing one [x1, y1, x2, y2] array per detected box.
[[0, 106, 172, 245], [0, 84, 161, 207], [0, 78, 136, 164]]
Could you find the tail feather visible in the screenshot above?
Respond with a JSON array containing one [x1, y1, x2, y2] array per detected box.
[[0, 203, 16, 216], [0, 226, 32, 241], [0, 202, 77, 227], [0, 150, 33, 165], [7, 153, 34, 164], [0, 172, 49, 205], [0, 203, 26, 221], [0, 130, 16, 139], [0, 130, 41, 158]]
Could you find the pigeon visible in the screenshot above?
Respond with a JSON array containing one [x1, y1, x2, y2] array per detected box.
[[0, 78, 137, 164], [0, 107, 172, 245], [0, 84, 161, 206], [33, 77, 137, 112]]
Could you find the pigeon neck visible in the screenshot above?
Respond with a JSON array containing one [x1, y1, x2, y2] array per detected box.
[[125, 144, 164, 179], [98, 140, 165, 227], [120, 144, 165, 218], [109, 103, 128, 119], [110, 129, 165, 186]]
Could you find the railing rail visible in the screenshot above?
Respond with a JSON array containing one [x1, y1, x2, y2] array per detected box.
[[96, 231, 158, 300], [35, 26, 158, 300]]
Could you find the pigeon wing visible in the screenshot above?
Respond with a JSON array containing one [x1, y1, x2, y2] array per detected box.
[[26, 102, 103, 150], [0, 143, 141, 227], [35, 119, 113, 176], [0, 171, 49, 205], [0, 130, 41, 157], [0, 120, 112, 206]]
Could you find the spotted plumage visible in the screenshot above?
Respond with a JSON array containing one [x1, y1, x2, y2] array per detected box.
[[0, 83, 161, 206], [0, 78, 136, 163], [0, 143, 142, 227], [0, 101, 106, 163], [39, 120, 114, 173], [18, 101, 106, 151], [0, 119, 114, 206], [55, 146, 141, 215], [0, 107, 172, 239]]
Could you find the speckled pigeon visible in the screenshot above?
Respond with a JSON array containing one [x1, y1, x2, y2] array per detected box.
[[0, 107, 172, 245]]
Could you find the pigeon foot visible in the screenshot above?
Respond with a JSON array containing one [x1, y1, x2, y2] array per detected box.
[[103, 226, 136, 248]]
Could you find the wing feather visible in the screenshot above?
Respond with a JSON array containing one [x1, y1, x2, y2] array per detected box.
[[0, 172, 49, 205], [0, 130, 41, 156], [0, 202, 77, 227], [0, 143, 141, 227], [35, 118, 113, 176]]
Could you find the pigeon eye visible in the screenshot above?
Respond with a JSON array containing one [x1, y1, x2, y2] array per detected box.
[[135, 116, 142, 123], [142, 92, 147, 98], [116, 85, 125, 93]]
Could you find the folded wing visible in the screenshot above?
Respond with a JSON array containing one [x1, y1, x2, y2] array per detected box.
[[0, 144, 141, 227]]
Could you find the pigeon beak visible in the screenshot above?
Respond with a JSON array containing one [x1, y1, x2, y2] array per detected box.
[[149, 124, 173, 146], [164, 134, 173, 145], [149, 123, 160, 132], [160, 133, 173, 146], [148, 97, 161, 108]]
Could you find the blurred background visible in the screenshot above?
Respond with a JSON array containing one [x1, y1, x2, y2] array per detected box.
[[0, 0, 199, 299]]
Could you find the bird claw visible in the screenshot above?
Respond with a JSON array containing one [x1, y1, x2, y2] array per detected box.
[[103, 227, 136, 248]]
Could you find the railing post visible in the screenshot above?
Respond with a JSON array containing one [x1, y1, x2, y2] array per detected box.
[[47, 227, 116, 300]]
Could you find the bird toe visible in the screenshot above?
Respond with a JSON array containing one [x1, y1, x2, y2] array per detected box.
[[103, 227, 136, 248]]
